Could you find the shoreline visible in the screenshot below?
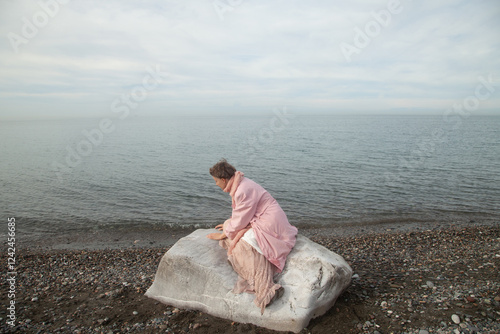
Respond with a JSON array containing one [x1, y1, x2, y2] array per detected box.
[[1, 223, 498, 333], [13, 218, 499, 251]]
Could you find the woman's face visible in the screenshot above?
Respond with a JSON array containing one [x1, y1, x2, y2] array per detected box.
[[212, 176, 227, 190]]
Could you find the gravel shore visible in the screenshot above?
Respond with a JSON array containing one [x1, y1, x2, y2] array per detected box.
[[1, 223, 499, 333]]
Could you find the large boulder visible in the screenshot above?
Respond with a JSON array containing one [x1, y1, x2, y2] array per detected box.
[[145, 229, 352, 333]]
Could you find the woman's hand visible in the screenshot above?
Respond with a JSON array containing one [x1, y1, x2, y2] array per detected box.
[[206, 232, 227, 240], [215, 224, 224, 231]]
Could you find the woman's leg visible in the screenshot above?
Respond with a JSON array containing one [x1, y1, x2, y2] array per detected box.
[[221, 238, 281, 314]]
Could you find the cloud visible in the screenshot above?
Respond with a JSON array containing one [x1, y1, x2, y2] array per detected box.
[[0, 0, 499, 119]]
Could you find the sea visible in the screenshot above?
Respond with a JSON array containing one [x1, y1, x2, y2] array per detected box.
[[1, 114, 499, 238]]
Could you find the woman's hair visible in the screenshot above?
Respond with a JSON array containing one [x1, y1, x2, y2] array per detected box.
[[209, 158, 236, 180]]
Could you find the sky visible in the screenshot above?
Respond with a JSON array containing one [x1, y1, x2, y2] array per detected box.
[[0, 0, 499, 120]]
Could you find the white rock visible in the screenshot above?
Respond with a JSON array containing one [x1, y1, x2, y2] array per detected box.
[[145, 229, 352, 333], [451, 314, 460, 324]]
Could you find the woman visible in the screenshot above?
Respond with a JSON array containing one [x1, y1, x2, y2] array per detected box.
[[207, 159, 298, 314]]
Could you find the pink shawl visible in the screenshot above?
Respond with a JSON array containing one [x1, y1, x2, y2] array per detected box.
[[222, 171, 247, 254], [223, 171, 244, 208]]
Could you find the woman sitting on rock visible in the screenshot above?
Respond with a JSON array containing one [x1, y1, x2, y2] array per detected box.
[[207, 159, 298, 314]]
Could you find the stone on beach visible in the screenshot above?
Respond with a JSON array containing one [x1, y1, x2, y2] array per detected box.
[[145, 229, 353, 333]]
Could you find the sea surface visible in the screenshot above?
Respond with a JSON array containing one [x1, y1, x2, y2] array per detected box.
[[1, 114, 499, 237]]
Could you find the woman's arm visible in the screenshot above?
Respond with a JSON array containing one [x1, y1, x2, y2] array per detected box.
[[225, 189, 258, 239]]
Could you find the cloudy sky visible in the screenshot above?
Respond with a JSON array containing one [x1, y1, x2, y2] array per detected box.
[[0, 0, 499, 120]]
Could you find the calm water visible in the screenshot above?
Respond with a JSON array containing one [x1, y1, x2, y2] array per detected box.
[[1, 114, 499, 236]]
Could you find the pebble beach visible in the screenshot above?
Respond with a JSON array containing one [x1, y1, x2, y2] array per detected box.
[[1, 221, 499, 334]]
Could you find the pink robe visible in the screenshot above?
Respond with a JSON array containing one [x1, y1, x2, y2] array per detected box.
[[224, 177, 298, 272]]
